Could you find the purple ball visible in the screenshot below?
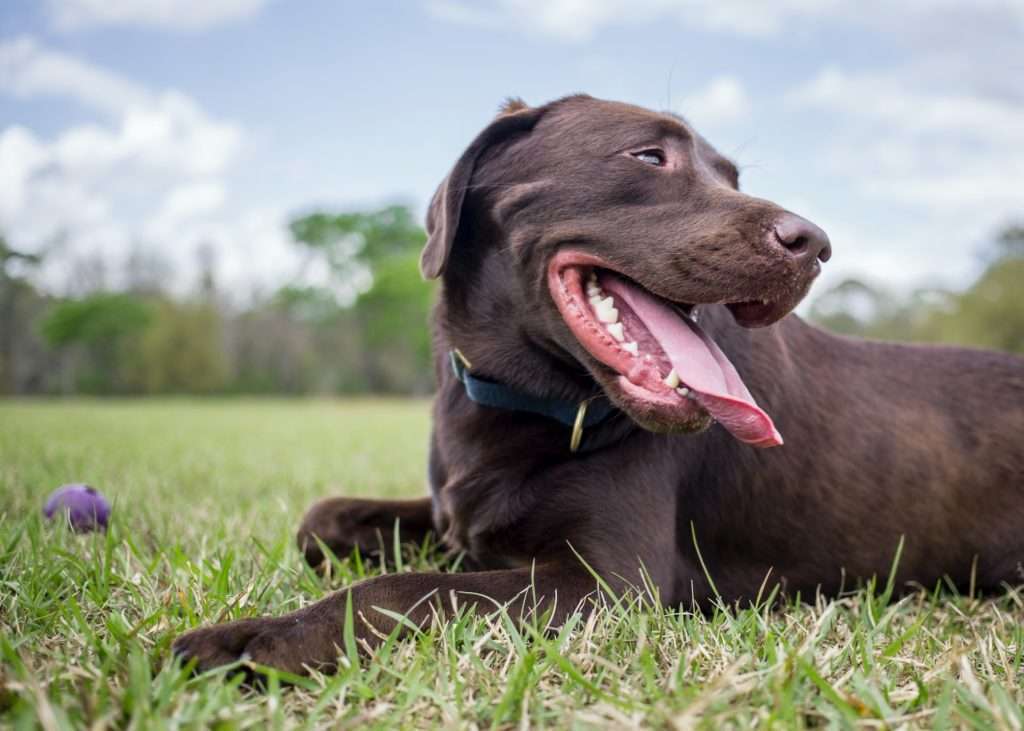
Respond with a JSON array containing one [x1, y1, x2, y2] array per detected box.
[[43, 484, 111, 532]]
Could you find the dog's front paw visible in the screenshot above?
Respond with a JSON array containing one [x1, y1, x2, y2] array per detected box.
[[173, 617, 322, 676], [297, 497, 393, 568], [172, 617, 269, 673]]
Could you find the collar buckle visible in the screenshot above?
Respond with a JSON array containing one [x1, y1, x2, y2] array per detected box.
[[569, 399, 591, 452]]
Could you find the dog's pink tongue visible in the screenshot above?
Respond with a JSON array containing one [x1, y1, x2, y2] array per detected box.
[[605, 279, 783, 447]]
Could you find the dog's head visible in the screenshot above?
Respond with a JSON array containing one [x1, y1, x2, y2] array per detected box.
[[423, 95, 830, 447]]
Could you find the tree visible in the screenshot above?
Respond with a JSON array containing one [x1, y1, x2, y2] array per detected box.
[[0, 235, 44, 393], [919, 246, 1024, 354], [356, 250, 435, 392], [127, 300, 228, 394], [808, 278, 887, 337], [810, 221, 1024, 355], [285, 205, 433, 392], [289, 205, 426, 277], [40, 293, 152, 393]]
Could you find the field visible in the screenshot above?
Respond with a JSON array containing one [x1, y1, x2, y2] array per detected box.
[[1, 399, 1022, 729]]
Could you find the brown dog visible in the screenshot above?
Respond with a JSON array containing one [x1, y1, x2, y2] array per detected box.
[[174, 95, 1024, 675]]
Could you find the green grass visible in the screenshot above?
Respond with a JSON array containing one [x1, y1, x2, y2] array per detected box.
[[1, 399, 1022, 729]]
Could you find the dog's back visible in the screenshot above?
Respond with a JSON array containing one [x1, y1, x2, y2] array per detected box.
[[674, 312, 1024, 602]]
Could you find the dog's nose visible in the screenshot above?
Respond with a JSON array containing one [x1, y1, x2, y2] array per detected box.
[[773, 213, 831, 264]]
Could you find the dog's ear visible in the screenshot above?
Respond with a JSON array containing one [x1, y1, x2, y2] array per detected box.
[[421, 101, 542, 280]]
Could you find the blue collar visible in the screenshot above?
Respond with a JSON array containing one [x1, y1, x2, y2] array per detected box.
[[449, 349, 621, 453]]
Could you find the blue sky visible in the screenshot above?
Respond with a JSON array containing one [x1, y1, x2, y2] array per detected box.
[[2, 1, 1022, 300]]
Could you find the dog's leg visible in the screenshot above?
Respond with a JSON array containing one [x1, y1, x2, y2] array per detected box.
[[173, 563, 602, 675], [296, 496, 435, 568]]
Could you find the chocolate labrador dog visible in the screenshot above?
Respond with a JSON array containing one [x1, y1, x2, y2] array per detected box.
[[174, 95, 1024, 675]]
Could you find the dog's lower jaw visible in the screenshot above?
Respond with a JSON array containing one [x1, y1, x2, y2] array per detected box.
[[547, 251, 783, 447], [596, 373, 712, 434]]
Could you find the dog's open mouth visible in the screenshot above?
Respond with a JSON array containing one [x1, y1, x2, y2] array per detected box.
[[548, 251, 783, 448]]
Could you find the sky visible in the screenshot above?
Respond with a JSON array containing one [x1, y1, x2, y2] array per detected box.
[[1, 0, 1022, 302]]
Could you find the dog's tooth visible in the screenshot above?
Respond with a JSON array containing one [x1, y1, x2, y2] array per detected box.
[[595, 296, 619, 323], [623, 341, 638, 356], [586, 285, 601, 297], [676, 386, 690, 397], [589, 295, 602, 309], [606, 322, 624, 341], [663, 369, 680, 388]]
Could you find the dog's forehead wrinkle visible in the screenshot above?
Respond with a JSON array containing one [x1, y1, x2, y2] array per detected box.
[[538, 100, 694, 153], [653, 116, 694, 143]]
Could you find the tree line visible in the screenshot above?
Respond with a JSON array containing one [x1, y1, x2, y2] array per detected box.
[[1, 213, 1021, 396], [809, 224, 1024, 353], [0, 206, 432, 396]]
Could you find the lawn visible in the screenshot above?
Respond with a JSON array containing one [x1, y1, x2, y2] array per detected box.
[[1, 399, 1022, 729]]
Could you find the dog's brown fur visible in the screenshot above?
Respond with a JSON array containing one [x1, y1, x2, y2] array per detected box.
[[174, 95, 1024, 676]]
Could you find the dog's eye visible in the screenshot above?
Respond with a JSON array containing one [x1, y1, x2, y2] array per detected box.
[[631, 149, 666, 167]]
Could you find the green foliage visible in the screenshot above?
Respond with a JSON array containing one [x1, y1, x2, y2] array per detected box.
[[357, 250, 435, 391], [289, 205, 426, 268], [128, 301, 229, 393], [37, 293, 153, 394], [273, 285, 344, 323], [7, 204, 436, 396], [37, 295, 230, 395], [810, 222, 1024, 355], [918, 257, 1024, 353], [285, 205, 434, 393], [360, 251, 433, 349], [40, 293, 152, 347], [1, 233, 46, 394], [808, 278, 944, 341]]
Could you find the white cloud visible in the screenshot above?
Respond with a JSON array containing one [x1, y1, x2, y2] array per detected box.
[[426, 0, 841, 41], [677, 76, 750, 128], [427, 0, 1024, 45], [786, 64, 1024, 288], [147, 180, 227, 238], [788, 66, 1024, 212], [46, 0, 269, 32], [791, 67, 1023, 144], [0, 36, 147, 115], [0, 126, 47, 220], [183, 207, 298, 295], [0, 37, 293, 297], [0, 37, 242, 177]]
